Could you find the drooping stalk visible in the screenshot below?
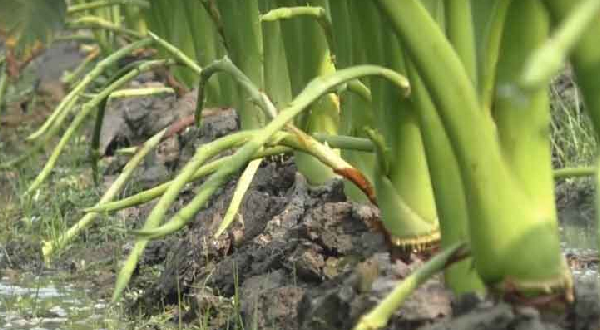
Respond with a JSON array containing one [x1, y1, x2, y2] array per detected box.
[[25, 59, 172, 195], [375, 0, 571, 295], [26, 38, 153, 142], [86, 133, 373, 214], [42, 127, 167, 263], [113, 130, 259, 302]]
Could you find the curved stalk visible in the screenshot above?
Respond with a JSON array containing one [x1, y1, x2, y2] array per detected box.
[[85, 146, 291, 214], [112, 130, 259, 302], [25, 59, 171, 195], [42, 128, 166, 263], [26, 38, 152, 142]]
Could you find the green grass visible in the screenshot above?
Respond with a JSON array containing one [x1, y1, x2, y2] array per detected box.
[[550, 68, 597, 169]]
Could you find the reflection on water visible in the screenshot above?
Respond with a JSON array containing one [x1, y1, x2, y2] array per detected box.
[[560, 208, 598, 280], [0, 273, 113, 330]]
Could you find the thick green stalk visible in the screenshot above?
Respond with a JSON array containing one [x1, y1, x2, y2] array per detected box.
[[406, 57, 484, 293], [375, 0, 570, 292], [352, 1, 439, 247], [42, 128, 166, 262], [183, 0, 222, 105], [445, 0, 476, 85], [474, 0, 513, 113], [494, 0, 556, 223], [262, 0, 293, 109], [168, 3, 198, 88], [122, 1, 148, 34]]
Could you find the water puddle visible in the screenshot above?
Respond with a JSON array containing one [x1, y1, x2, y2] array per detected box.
[[560, 209, 598, 281], [0, 272, 117, 330]]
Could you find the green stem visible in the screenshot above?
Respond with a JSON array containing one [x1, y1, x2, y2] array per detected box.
[[554, 167, 596, 179], [260, 6, 335, 53], [216, 0, 266, 130], [445, 0, 476, 85], [406, 56, 484, 293], [375, 0, 569, 291], [0, 64, 7, 118], [26, 38, 153, 142], [112, 129, 258, 302], [66, 16, 143, 39], [25, 59, 170, 195], [475, 0, 513, 114], [354, 243, 469, 330], [214, 158, 263, 237], [85, 146, 290, 214], [195, 58, 277, 127], [68, 0, 149, 14], [42, 128, 166, 263]]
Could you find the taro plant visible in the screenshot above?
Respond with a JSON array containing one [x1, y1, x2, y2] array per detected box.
[[3, 0, 600, 329]]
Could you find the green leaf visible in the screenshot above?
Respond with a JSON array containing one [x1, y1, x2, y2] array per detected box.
[[0, 0, 67, 55]]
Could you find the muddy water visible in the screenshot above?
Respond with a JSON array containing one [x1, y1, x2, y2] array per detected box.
[[560, 208, 599, 280], [0, 272, 116, 330]]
